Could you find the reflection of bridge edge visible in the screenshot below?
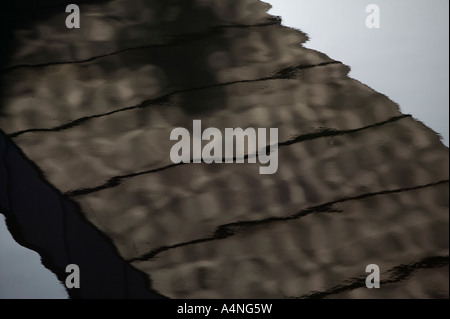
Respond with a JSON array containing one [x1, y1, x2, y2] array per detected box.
[[0, 131, 167, 298]]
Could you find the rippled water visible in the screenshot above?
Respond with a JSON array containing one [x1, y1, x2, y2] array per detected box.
[[0, 0, 448, 298]]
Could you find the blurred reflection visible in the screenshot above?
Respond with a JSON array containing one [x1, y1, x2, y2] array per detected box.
[[0, 0, 448, 298]]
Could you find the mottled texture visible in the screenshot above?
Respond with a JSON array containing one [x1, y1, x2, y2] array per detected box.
[[1, 0, 448, 298]]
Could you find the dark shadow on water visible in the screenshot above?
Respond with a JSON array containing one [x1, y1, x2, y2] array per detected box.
[[0, 130, 166, 298]]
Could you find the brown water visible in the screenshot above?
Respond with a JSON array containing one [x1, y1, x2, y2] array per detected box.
[[0, 0, 448, 298]]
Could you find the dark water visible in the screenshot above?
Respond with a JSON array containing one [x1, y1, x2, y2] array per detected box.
[[0, 0, 448, 298]]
